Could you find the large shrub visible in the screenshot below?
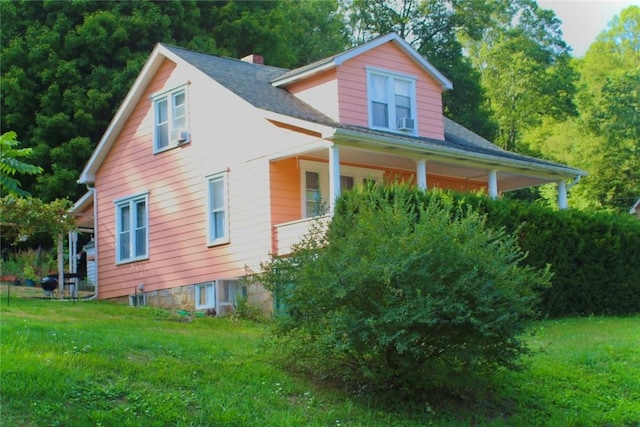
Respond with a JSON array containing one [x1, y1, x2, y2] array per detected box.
[[260, 184, 550, 395]]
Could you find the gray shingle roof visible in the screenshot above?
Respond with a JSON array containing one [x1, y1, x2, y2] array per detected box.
[[164, 44, 583, 175], [164, 45, 337, 126]]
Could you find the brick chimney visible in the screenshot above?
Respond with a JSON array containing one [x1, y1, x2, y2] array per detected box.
[[241, 54, 264, 65]]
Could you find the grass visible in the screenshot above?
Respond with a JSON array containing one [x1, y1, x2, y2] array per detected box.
[[1, 286, 639, 426]]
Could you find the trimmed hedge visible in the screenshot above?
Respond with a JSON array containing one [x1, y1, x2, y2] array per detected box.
[[350, 184, 640, 317], [449, 192, 640, 317]]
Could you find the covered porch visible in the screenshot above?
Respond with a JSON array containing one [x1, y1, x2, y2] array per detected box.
[[270, 124, 585, 256]]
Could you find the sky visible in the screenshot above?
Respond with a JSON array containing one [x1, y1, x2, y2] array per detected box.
[[537, 0, 638, 57]]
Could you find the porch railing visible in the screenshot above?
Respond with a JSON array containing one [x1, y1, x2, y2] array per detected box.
[[274, 215, 330, 255]]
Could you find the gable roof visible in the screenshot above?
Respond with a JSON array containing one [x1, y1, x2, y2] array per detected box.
[[270, 32, 453, 90], [78, 34, 585, 185]]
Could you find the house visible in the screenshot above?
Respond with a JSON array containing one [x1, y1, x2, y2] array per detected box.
[[630, 198, 640, 219], [71, 33, 587, 313]]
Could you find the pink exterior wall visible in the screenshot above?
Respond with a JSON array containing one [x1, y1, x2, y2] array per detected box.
[[285, 42, 446, 140], [94, 58, 275, 300], [337, 42, 445, 140]]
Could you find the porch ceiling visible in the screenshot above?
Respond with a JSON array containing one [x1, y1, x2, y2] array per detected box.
[[299, 145, 558, 192]]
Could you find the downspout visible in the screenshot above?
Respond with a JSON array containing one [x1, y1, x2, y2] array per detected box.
[[86, 185, 98, 300], [567, 175, 581, 190]]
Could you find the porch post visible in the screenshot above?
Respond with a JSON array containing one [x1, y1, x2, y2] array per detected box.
[[558, 180, 568, 209], [329, 144, 341, 214], [416, 159, 427, 190], [57, 233, 64, 299], [488, 169, 498, 200], [69, 231, 78, 275]]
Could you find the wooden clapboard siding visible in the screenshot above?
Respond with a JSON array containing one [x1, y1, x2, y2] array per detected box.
[[337, 41, 445, 140], [94, 58, 280, 300], [382, 167, 486, 192], [269, 158, 302, 253], [287, 69, 339, 122]]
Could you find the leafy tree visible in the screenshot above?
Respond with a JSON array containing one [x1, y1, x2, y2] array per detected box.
[[259, 184, 550, 396], [1, 0, 348, 201], [463, 0, 577, 152], [572, 6, 640, 211], [0, 195, 75, 244], [0, 132, 43, 197]]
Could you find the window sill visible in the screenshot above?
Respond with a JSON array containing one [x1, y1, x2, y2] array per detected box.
[[116, 256, 149, 266], [207, 239, 230, 248], [153, 140, 191, 155]]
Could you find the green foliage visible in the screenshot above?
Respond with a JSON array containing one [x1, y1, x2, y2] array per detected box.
[[0, 195, 76, 243], [447, 191, 640, 316], [1, 297, 639, 425], [572, 6, 640, 211], [464, 0, 577, 152], [1, 248, 56, 280], [0, 131, 43, 196], [0, 0, 348, 201], [260, 184, 550, 396]]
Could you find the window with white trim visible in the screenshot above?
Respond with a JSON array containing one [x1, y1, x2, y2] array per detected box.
[[367, 68, 417, 134], [115, 193, 149, 263], [195, 280, 247, 314], [207, 172, 229, 246], [153, 85, 190, 152], [196, 282, 215, 310], [300, 160, 383, 218], [305, 170, 325, 218]]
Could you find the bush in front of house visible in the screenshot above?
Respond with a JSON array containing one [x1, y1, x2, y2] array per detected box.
[[260, 183, 550, 396]]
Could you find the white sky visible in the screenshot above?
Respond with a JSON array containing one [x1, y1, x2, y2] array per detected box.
[[538, 0, 638, 57]]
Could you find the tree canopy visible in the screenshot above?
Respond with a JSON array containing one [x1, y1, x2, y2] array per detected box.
[[1, 0, 636, 212], [0, 131, 43, 197]]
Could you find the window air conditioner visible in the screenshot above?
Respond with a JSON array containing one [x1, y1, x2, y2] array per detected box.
[[397, 117, 415, 131]]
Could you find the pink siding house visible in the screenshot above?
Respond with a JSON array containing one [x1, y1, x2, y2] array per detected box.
[[71, 33, 586, 313]]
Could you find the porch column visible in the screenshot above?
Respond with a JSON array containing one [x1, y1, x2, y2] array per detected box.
[[69, 231, 78, 274], [57, 233, 64, 299], [488, 169, 498, 200], [558, 180, 568, 210], [416, 159, 427, 190], [329, 144, 341, 214]]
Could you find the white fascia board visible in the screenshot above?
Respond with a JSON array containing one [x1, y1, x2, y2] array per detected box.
[[70, 190, 93, 214], [272, 33, 452, 90], [332, 128, 587, 179], [262, 110, 336, 138], [271, 61, 337, 87], [78, 44, 170, 184]]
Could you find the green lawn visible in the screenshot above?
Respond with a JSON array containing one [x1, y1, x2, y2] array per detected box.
[[1, 289, 639, 426]]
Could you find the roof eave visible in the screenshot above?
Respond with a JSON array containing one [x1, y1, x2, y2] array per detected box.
[[271, 33, 453, 90], [332, 128, 587, 179], [78, 44, 174, 185]]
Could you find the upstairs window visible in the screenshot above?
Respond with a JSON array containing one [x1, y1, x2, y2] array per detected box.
[[152, 85, 190, 152], [115, 193, 149, 264], [207, 172, 229, 246], [367, 68, 417, 134]]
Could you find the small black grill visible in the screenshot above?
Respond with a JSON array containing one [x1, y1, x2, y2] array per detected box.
[[40, 275, 58, 292]]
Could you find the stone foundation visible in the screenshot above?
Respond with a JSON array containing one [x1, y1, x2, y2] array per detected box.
[[110, 281, 274, 315]]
